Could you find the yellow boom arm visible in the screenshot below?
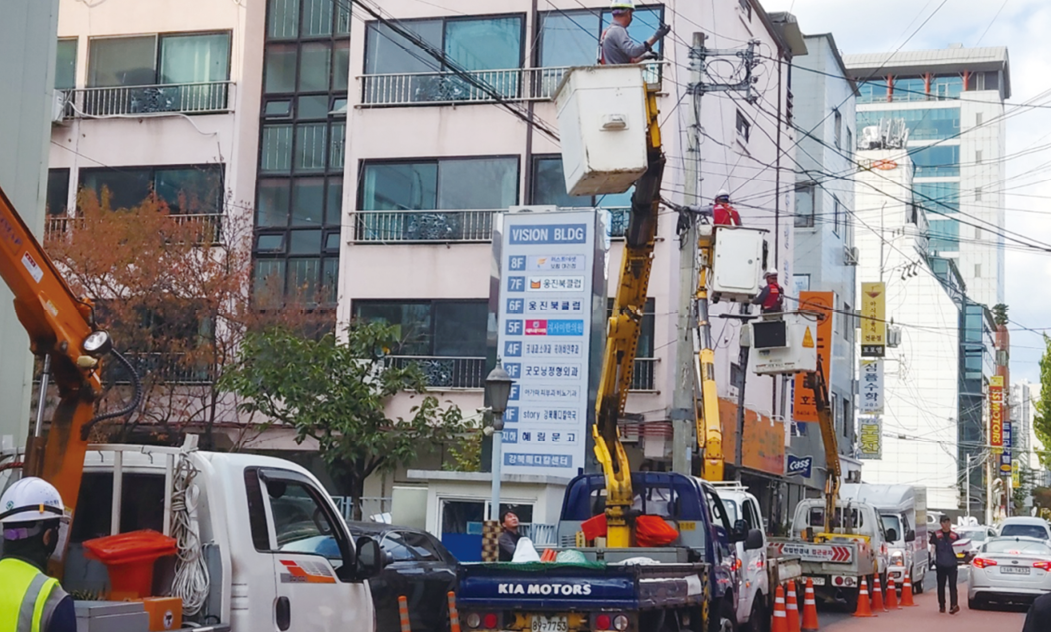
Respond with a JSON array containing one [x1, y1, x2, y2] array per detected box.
[[593, 87, 663, 548], [805, 364, 841, 533], [695, 230, 724, 481]]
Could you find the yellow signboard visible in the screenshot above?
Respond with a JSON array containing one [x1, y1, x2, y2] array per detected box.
[[1013, 460, 1021, 489], [861, 282, 886, 357]]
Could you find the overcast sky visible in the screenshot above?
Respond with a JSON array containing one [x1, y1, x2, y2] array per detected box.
[[760, 0, 1051, 386]]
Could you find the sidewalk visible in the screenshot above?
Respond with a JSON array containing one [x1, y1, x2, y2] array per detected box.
[[821, 585, 1027, 631]]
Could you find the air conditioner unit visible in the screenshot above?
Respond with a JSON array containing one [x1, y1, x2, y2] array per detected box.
[[844, 246, 859, 266], [51, 91, 68, 123]]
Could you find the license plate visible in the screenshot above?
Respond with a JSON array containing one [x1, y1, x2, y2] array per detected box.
[[1001, 566, 1030, 575], [531, 616, 568, 632], [809, 577, 826, 586]]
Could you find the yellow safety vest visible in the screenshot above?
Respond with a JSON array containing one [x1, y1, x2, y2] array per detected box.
[[0, 558, 59, 632]]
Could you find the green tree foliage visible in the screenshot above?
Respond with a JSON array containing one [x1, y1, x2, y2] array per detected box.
[[1035, 335, 1051, 469], [992, 303, 1009, 326], [220, 322, 464, 518]]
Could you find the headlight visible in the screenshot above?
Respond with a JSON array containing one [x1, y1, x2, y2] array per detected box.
[[890, 550, 904, 566]]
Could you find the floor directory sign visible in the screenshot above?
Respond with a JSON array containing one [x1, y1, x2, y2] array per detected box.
[[495, 209, 606, 477]]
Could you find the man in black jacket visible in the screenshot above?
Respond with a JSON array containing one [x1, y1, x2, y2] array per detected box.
[[929, 515, 961, 614], [497, 511, 522, 562], [1023, 592, 1051, 631]]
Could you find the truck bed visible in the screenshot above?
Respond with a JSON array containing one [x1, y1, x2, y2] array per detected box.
[[457, 561, 710, 611]]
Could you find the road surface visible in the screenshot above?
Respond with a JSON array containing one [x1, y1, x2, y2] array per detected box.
[[814, 567, 1028, 631]]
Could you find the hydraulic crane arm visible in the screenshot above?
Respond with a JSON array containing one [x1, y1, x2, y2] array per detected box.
[[693, 229, 724, 481], [805, 363, 841, 534], [593, 87, 663, 548], [0, 185, 111, 573]]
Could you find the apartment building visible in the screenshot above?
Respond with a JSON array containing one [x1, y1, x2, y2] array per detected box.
[[335, 1, 806, 511], [845, 46, 1010, 308], [788, 33, 858, 501], [0, 0, 58, 447]]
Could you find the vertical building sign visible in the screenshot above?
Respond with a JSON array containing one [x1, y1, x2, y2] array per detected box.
[[496, 210, 605, 477], [858, 417, 882, 459], [1002, 419, 1013, 475], [860, 282, 886, 357], [793, 292, 834, 422], [860, 359, 884, 414], [990, 376, 1004, 459]]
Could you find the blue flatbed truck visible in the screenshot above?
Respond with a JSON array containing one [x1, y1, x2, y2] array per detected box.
[[456, 472, 762, 632]]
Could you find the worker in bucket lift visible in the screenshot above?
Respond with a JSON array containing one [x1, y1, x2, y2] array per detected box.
[[712, 189, 743, 226], [600, 0, 671, 65], [752, 269, 784, 314], [0, 477, 77, 632]]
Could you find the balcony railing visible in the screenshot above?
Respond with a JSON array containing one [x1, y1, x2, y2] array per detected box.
[[105, 352, 214, 385], [60, 81, 233, 118], [388, 355, 487, 390], [359, 64, 662, 107], [46, 213, 224, 245], [354, 210, 495, 243]]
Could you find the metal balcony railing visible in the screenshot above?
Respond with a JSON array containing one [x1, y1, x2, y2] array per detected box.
[[105, 352, 214, 385], [354, 210, 495, 243], [61, 81, 233, 118], [46, 213, 224, 245], [631, 357, 658, 391], [388, 355, 487, 390], [359, 64, 662, 107]]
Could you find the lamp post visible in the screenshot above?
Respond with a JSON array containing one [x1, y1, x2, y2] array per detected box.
[[485, 362, 514, 522]]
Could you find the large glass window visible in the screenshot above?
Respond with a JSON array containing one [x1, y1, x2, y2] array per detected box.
[[908, 145, 959, 177], [80, 164, 224, 214], [89, 33, 231, 87], [890, 77, 926, 102], [794, 183, 815, 228], [46, 169, 70, 216], [856, 80, 888, 104], [55, 39, 77, 90], [538, 12, 600, 67], [928, 218, 959, 253], [914, 181, 959, 213], [361, 158, 518, 210], [353, 300, 488, 358], [856, 108, 960, 141], [931, 75, 963, 100], [160, 33, 231, 84], [365, 16, 523, 74]]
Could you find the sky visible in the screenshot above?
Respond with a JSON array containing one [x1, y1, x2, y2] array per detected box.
[[760, 0, 1051, 386]]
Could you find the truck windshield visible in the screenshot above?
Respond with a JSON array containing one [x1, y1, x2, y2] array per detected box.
[[721, 500, 739, 524], [881, 515, 901, 539], [807, 507, 864, 530]]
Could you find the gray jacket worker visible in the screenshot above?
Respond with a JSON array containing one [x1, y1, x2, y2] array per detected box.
[[600, 0, 671, 65]]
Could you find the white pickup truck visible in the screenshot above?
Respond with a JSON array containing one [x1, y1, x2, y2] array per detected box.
[[54, 440, 385, 632], [770, 499, 889, 610]]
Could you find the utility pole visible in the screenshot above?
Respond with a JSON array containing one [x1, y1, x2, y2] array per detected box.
[[966, 453, 972, 520], [671, 32, 705, 475]]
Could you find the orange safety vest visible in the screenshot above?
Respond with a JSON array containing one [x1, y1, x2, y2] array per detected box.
[[762, 282, 783, 311]]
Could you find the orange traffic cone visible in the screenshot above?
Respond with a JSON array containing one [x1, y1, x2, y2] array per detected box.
[[885, 577, 900, 609], [853, 578, 876, 617], [871, 574, 886, 611], [901, 571, 917, 607], [772, 584, 789, 632], [801, 579, 820, 632], [786, 582, 801, 632]]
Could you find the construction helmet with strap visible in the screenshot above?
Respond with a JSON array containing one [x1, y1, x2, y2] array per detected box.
[[0, 477, 67, 540]]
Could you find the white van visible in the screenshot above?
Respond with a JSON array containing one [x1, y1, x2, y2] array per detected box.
[[841, 484, 928, 592]]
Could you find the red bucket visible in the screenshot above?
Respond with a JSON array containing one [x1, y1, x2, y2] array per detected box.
[[83, 530, 177, 600]]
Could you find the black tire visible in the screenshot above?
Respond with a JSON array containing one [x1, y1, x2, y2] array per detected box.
[[913, 579, 924, 594], [745, 592, 768, 632], [710, 596, 738, 632], [968, 597, 982, 610]]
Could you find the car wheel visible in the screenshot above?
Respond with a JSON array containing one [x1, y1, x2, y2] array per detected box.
[[913, 579, 924, 594], [710, 597, 737, 632], [968, 598, 982, 610], [745, 593, 768, 632]]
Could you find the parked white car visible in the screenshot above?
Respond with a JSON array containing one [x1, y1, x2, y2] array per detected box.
[[969, 536, 1051, 609], [996, 517, 1051, 540]]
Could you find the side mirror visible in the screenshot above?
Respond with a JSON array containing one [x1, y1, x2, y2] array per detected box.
[[886, 528, 899, 542], [732, 519, 749, 542], [905, 529, 916, 542], [356, 536, 385, 579], [744, 528, 764, 551]]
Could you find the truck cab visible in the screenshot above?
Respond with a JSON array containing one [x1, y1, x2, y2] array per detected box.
[[57, 445, 384, 632], [709, 482, 769, 630]]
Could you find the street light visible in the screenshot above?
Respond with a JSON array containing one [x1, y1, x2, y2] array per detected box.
[[485, 362, 514, 522]]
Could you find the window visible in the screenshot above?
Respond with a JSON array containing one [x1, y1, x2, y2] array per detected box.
[[843, 303, 853, 342], [531, 156, 633, 209], [380, 532, 421, 562], [842, 397, 851, 438], [975, 149, 983, 164], [538, 6, 665, 68], [975, 187, 982, 202], [856, 108, 960, 141], [88, 32, 231, 87], [833, 196, 842, 236], [80, 164, 224, 214], [914, 181, 959, 213], [360, 157, 519, 211], [794, 183, 815, 228], [736, 110, 751, 142], [262, 477, 347, 570], [908, 145, 960, 177], [354, 300, 488, 358], [365, 16, 523, 74], [931, 75, 963, 100], [834, 109, 842, 148], [55, 39, 77, 90], [846, 128, 854, 154], [889, 77, 926, 102], [856, 80, 888, 104], [46, 169, 70, 216], [928, 218, 959, 252], [268, 0, 351, 39]]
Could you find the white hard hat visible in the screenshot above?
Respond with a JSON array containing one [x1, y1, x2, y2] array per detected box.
[[716, 189, 730, 199], [0, 477, 67, 534], [610, 0, 635, 10], [765, 268, 779, 277]]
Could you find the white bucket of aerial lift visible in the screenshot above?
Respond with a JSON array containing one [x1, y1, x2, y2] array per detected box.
[[554, 65, 649, 197], [709, 226, 767, 303], [751, 311, 819, 375]]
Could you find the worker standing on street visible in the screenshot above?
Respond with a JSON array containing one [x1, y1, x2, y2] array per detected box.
[[751, 269, 783, 313], [930, 515, 961, 614], [600, 1, 671, 65], [712, 189, 743, 226], [497, 510, 522, 562], [1023, 592, 1051, 631], [0, 477, 77, 632]]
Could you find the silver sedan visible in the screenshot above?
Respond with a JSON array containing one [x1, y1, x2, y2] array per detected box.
[[968, 536, 1051, 609]]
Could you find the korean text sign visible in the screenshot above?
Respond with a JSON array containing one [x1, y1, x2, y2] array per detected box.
[[793, 292, 833, 422]]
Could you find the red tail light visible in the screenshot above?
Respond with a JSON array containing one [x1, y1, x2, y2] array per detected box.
[[595, 614, 612, 630], [972, 558, 997, 569], [482, 613, 498, 629], [1033, 561, 1051, 571]]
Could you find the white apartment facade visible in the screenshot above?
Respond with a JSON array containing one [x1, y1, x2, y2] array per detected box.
[[854, 148, 961, 510], [844, 46, 1010, 308], [335, 1, 806, 502], [789, 33, 858, 497]]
